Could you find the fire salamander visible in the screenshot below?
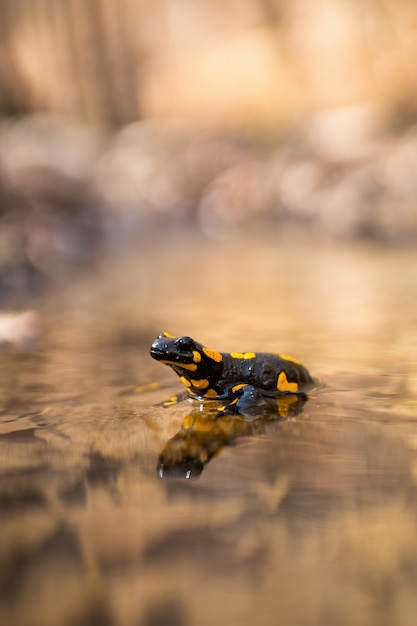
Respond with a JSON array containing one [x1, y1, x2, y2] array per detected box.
[[150, 332, 315, 415]]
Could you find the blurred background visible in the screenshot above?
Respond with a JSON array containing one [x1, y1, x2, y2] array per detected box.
[[1, 0, 417, 309], [3, 4, 417, 626]]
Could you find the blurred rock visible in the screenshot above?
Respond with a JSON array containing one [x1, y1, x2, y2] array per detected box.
[[305, 105, 379, 162], [0, 311, 39, 349], [0, 115, 105, 302], [1, 112, 417, 301]]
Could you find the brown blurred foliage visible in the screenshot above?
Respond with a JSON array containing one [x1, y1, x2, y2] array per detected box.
[[1, 0, 417, 127]]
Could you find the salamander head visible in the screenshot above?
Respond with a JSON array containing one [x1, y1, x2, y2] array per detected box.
[[150, 332, 224, 394], [150, 332, 201, 367]]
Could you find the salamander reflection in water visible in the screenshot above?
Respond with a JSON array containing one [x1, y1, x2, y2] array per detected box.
[[157, 394, 307, 479], [150, 332, 315, 414]]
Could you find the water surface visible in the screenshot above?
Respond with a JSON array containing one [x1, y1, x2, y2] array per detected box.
[[1, 236, 417, 626]]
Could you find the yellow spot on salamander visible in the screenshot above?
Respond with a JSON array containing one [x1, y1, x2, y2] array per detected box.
[[160, 359, 197, 371], [205, 389, 218, 398], [277, 371, 299, 393], [230, 352, 256, 359], [203, 347, 223, 362], [180, 376, 191, 387], [199, 451, 208, 463], [217, 397, 238, 412], [232, 383, 247, 393], [162, 331, 175, 338], [190, 379, 210, 389], [279, 353, 301, 364], [193, 351, 202, 363]]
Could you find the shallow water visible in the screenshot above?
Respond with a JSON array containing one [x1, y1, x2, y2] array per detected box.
[[1, 235, 417, 626]]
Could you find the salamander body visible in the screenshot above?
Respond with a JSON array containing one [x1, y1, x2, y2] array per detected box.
[[150, 332, 315, 413]]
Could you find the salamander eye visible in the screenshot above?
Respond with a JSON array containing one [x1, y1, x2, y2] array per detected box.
[[175, 336, 194, 351]]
